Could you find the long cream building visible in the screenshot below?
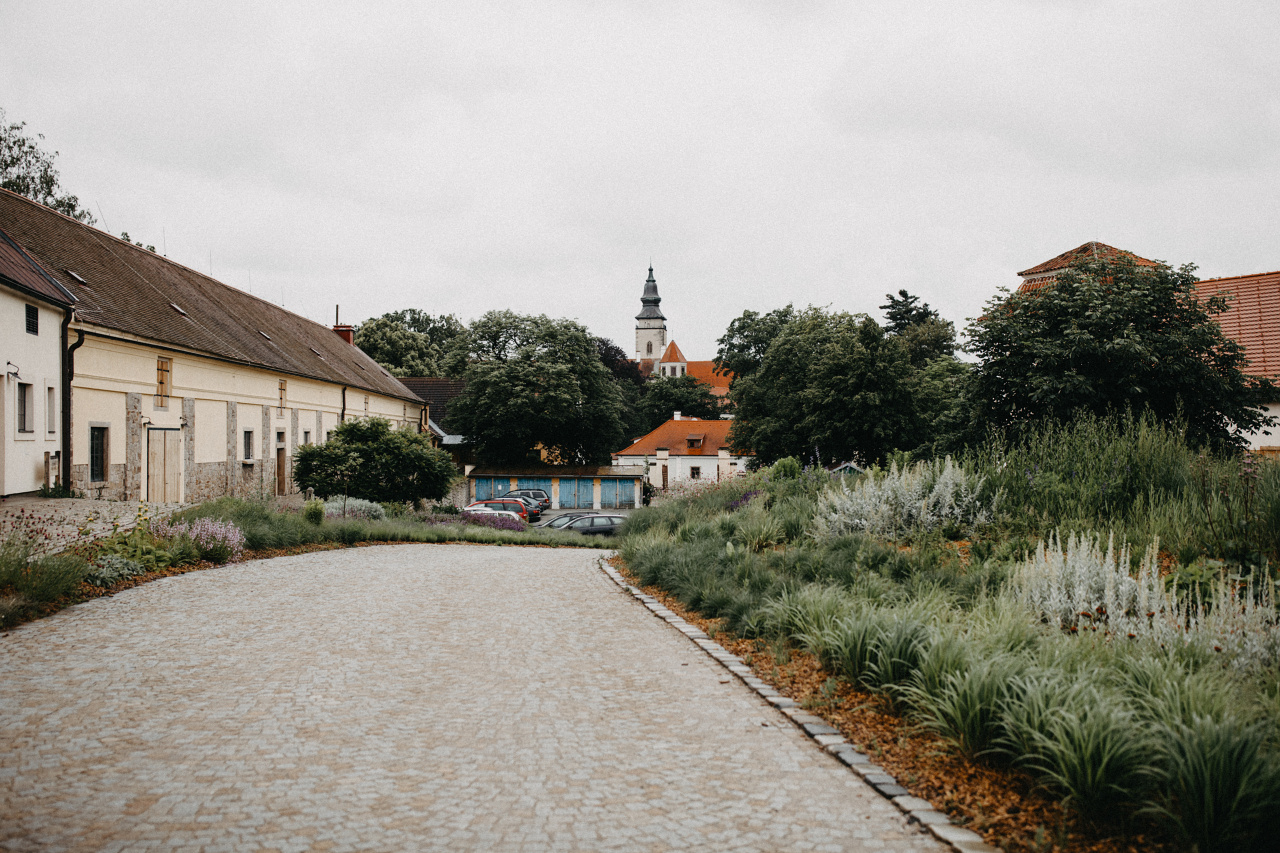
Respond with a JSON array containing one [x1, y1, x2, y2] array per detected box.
[[0, 188, 423, 501]]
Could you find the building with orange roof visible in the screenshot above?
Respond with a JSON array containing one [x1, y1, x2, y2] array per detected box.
[[613, 414, 750, 488], [1016, 241, 1161, 293], [631, 266, 733, 395], [1014, 242, 1280, 453]]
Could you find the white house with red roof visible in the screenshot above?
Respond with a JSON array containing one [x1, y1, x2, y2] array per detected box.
[[613, 414, 750, 488], [1017, 242, 1280, 454]]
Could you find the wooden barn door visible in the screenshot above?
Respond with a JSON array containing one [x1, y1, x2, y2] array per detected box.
[[146, 428, 182, 503]]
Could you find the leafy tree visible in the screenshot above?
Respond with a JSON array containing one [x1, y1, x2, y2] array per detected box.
[[354, 311, 465, 377], [293, 417, 455, 503], [444, 311, 626, 465], [634, 375, 723, 435], [729, 308, 952, 466], [595, 337, 644, 386], [714, 305, 796, 384], [880, 289, 936, 334], [966, 255, 1277, 448], [0, 108, 95, 224]]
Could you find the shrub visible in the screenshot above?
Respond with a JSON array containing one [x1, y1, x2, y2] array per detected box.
[[323, 497, 386, 521], [151, 517, 246, 563], [810, 457, 998, 541], [1144, 715, 1280, 853], [84, 554, 147, 588], [303, 499, 325, 525], [905, 653, 1025, 758], [293, 416, 455, 504], [0, 531, 87, 602]]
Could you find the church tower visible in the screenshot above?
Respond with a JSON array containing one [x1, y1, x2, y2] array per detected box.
[[635, 265, 667, 361]]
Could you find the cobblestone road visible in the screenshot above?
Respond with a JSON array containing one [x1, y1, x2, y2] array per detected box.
[[0, 544, 942, 852]]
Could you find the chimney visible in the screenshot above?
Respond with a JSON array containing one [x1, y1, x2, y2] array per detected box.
[[332, 304, 354, 344], [673, 410, 682, 420]]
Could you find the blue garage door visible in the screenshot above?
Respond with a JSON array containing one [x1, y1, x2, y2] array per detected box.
[[563, 478, 590, 509], [600, 479, 619, 508], [474, 478, 493, 501], [492, 479, 511, 498], [518, 477, 553, 496], [616, 479, 636, 509]]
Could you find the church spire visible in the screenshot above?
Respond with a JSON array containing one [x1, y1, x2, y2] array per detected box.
[[637, 265, 664, 320]]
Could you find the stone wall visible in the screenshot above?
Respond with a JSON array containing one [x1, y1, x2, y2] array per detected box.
[[70, 463, 126, 501]]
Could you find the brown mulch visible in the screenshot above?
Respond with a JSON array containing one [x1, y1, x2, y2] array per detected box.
[[610, 556, 1177, 853]]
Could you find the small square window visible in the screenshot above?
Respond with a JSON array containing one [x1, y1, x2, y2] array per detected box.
[[689, 466, 701, 480], [25, 304, 38, 335], [303, 430, 311, 445]]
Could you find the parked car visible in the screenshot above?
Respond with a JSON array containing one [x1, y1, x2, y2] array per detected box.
[[461, 507, 523, 524], [561, 514, 627, 536], [501, 494, 542, 522], [464, 499, 528, 521], [535, 512, 593, 529], [506, 489, 551, 510]]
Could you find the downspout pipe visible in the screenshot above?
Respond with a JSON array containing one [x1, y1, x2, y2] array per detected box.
[[340, 386, 347, 423], [61, 310, 84, 488]]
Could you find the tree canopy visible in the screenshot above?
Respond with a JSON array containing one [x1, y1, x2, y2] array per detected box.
[[714, 305, 796, 384], [728, 307, 964, 467], [292, 417, 455, 503], [633, 374, 723, 436], [965, 255, 1276, 448], [354, 311, 465, 377], [0, 108, 95, 224], [444, 311, 626, 465]]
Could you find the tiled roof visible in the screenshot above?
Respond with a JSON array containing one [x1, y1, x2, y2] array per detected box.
[[615, 417, 742, 458], [685, 360, 732, 394], [0, 188, 418, 402], [1196, 271, 1280, 379], [0, 226, 74, 306], [398, 377, 466, 423], [468, 464, 645, 478], [1017, 241, 1159, 292], [660, 341, 687, 363]]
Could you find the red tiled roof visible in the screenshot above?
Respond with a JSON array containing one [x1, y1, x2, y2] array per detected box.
[[1018, 241, 1160, 293], [660, 341, 686, 362], [0, 188, 418, 402], [0, 226, 74, 306], [615, 417, 740, 457], [1196, 271, 1280, 379], [685, 360, 732, 394]]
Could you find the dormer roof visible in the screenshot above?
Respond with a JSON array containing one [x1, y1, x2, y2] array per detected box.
[[1017, 241, 1159, 292]]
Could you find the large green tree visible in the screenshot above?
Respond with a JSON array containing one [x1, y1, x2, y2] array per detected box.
[[966, 255, 1276, 448], [729, 308, 959, 466], [444, 311, 626, 465], [0, 108, 95, 224], [292, 417, 455, 503], [634, 374, 723, 435], [354, 311, 465, 377], [714, 305, 796, 384]]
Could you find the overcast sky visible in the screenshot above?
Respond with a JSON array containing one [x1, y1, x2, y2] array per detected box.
[[5, 1, 1278, 362]]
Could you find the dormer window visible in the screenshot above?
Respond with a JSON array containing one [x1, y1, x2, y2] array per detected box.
[[686, 433, 704, 449]]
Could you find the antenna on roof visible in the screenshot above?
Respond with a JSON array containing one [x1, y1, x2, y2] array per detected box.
[[162, 227, 166, 257], [96, 203, 109, 232]]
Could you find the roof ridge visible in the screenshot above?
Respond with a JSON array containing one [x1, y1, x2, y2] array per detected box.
[[1197, 271, 1280, 284]]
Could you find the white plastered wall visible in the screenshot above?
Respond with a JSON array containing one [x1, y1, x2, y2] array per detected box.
[[2, 291, 65, 495]]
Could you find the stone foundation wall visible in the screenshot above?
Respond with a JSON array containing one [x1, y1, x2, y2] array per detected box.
[[185, 461, 231, 503], [71, 463, 126, 501]]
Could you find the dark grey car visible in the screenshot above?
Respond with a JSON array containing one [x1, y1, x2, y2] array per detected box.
[[561, 514, 626, 536]]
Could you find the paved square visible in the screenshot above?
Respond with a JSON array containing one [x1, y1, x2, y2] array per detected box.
[[0, 544, 941, 852]]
